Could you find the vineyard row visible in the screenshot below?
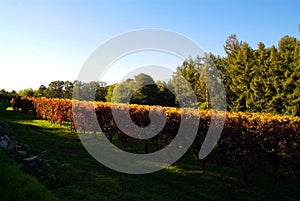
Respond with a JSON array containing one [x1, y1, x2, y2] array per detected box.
[[10, 96, 300, 185]]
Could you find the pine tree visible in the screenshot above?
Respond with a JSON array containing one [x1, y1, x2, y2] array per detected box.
[[278, 36, 300, 116]]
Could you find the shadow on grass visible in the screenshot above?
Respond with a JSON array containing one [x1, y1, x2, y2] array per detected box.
[[0, 108, 299, 201], [0, 149, 57, 201]]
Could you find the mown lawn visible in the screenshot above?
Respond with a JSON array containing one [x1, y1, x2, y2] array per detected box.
[[0, 104, 299, 201]]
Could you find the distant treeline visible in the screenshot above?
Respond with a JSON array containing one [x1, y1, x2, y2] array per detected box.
[[7, 34, 300, 116], [17, 80, 107, 101], [0, 89, 18, 102]]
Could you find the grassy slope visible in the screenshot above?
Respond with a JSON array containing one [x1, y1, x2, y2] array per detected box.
[[0, 148, 57, 201], [0, 105, 299, 201]]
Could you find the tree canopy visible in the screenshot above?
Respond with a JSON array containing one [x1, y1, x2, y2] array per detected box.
[[12, 34, 300, 116]]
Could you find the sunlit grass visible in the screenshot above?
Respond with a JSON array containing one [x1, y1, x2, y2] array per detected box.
[[6, 106, 14, 111]]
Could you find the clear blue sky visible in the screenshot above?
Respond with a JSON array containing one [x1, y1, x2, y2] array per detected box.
[[1, 0, 299, 91]]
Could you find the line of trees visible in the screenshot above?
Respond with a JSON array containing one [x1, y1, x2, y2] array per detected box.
[[162, 34, 299, 116], [13, 34, 300, 116], [0, 89, 18, 102], [221, 34, 299, 116], [18, 81, 107, 101]]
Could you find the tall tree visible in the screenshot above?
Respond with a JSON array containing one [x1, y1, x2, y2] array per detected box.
[[105, 84, 118, 102], [47, 80, 65, 98], [169, 56, 204, 107], [35, 85, 47, 97], [278, 36, 300, 116], [18, 88, 34, 97], [156, 80, 177, 107], [223, 35, 254, 111], [248, 42, 271, 112], [130, 74, 159, 105], [64, 81, 73, 99]]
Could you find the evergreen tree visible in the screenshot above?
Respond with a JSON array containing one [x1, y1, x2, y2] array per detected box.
[[278, 36, 300, 116]]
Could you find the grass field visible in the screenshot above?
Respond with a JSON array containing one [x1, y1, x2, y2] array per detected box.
[[0, 103, 299, 201]]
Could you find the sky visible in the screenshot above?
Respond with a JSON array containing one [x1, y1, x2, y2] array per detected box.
[[0, 0, 299, 91]]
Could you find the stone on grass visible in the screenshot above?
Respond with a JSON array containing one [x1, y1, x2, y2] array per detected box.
[[61, 163, 72, 169], [17, 150, 28, 156], [23, 156, 38, 162], [3, 135, 11, 142], [18, 163, 25, 169], [0, 140, 8, 148]]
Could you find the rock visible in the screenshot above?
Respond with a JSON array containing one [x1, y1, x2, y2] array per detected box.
[[44, 161, 52, 168], [36, 168, 43, 174], [39, 150, 48, 157], [23, 156, 39, 168], [3, 135, 11, 143], [17, 150, 28, 156], [0, 140, 8, 148], [16, 144, 23, 150], [38, 158, 52, 168], [26, 161, 37, 167], [61, 163, 72, 169], [23, 144, 31, 152], [0, 124, 64, 183], [23, 156, 38, 163], [18, 163, 25, 169], [0, 128, 63, 183], [7, 142, 19, 152], [6, 133, 13, 139]]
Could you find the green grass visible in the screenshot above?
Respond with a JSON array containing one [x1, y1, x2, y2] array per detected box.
[[0, 148, 57, 201], [0, 105, 299, 201]]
